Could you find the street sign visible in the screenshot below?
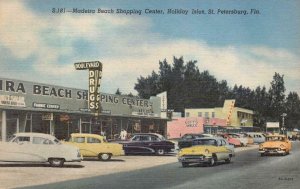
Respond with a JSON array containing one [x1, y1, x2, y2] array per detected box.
[[74, 61, 102, 70]]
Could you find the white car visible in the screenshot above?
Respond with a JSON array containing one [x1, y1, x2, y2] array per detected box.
[[0, 133, 82, 167]]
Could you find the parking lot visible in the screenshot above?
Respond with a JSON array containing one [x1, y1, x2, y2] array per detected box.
[[0, 145, 258, 189]]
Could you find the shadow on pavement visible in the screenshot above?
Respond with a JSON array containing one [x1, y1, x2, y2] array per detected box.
[[0, 163, 84, 168]]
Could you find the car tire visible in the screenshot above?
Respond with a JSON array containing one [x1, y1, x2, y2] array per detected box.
[[182, 162, 189, 167], [260, 153, 265, 157], [225, 156, 231, 163], [156, 149, 165, 156], [209, 156, 217, 166], [98, 153, 111, 161], [49, 158, 65, 167]]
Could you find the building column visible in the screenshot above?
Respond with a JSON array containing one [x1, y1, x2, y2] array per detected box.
[[1, 110, 7, 141]]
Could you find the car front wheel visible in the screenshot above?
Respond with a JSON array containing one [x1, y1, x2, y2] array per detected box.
[[225, 156, 231, 163], [49, 158, 65, 167], [182, 162, 189, 167], [208, 156, 217, 167], [98, 153, 111, 161]]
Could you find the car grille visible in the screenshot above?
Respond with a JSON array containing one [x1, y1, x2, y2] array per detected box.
[[182, 155, 204, 159], [265, 148, 279, 151]]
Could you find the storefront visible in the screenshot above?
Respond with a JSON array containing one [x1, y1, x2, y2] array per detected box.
[[0, 78, 166, 141]]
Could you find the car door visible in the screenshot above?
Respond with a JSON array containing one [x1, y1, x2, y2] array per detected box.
[[30, 137, 56, 162], [84, 136, 103, 157], [216, 139, 230, 160], [72, 136, 88, 156], [8, 136, 36, 162]]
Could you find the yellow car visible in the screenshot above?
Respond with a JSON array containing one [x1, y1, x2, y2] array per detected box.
[[259, 135, 291, 156], [178, 137, 234, 167], [65, 133, 124, 161]]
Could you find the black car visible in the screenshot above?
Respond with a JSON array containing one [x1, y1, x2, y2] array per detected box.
[[121, 133, 175, 155], [178, 133, 206, 149]]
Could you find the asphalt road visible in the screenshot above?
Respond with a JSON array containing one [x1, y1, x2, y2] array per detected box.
[[20, 142, 300, 189]]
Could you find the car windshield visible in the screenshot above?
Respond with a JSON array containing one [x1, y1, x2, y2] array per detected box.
[[192, 139, 217, 146]]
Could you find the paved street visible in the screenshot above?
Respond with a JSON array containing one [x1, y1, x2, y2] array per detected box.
[[0, 143, 297, 189]]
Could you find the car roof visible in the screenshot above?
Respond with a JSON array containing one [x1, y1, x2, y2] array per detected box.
[[192, 137, 224, 141], [71, 133, 104, 138], [14, 132, 56, 140], [266, 134, 286, 137]]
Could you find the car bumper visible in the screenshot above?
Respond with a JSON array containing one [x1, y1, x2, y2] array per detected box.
[[178, 155, 212, 163]]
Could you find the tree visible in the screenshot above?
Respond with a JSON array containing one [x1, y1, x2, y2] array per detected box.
[[268, 73, 286, 122], [115, 88, 122, 95], [285, 92, 300, 129]]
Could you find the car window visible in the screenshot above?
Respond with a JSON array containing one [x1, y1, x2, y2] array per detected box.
[[150, 136, 159, 141], [183, 135, 192, 139], [73, 137, 85, 143], [193, 139, 217, 146], [43, 139, 55, 145], [140, 136, 150, 141], [217, 140, 222, 146], [33, 137, 48, 144], [12, 136, 30, 143], [132, 136, 140, 141], [87, 137, 101, 143], [221, 140, 227, 146]]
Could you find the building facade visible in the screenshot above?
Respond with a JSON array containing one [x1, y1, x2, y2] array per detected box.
[[185, 99, 254, 128], [0, 78, 167, 141]]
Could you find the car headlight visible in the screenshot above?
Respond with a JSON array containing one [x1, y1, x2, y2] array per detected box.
[[205, 149, 210, 154]]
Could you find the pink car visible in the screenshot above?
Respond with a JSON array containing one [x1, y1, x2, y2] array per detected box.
[[218, 134, 241, 147]]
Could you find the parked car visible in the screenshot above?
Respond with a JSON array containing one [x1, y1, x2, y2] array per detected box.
[[0, 132, 81, 167], [120, 133, 175, 155], [64, 133, 124, 161], [247, 132, 266, 144], [178, 137, 234, 167], [259, 134, 292, 156], [228, 133, 248, 146], [178, 133, 207, 149], [241, 133, 254, 145], [218, 133, 241, 147]]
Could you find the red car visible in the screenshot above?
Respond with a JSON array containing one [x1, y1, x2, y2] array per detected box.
[[218, 134, 241, 147]]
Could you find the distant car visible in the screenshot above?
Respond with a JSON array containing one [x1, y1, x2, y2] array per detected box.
[[0, 133, 81, 167], [178, 133, 206, 149], [247, 132, 266, 144], [178, 137, 235, 167], [241, 133, 254, 145], [218, 133, 241, 147], [228, 133, 248, 146], [259, 135, 292, 156], [121, 133, 175, 155], [64, 133, 124, 161]]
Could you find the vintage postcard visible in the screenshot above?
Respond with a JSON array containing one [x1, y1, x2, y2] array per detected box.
[[0, 0, 299, 189]]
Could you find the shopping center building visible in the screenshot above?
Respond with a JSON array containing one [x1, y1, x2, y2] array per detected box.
[[0, 78, 166, 141]]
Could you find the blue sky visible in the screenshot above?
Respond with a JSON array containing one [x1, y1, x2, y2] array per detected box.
[[0, 0, 299, 95]]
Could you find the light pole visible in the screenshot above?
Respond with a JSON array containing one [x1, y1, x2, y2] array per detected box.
[[281, 113, 287, 135]]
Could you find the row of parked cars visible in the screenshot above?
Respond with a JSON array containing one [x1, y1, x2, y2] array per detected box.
[[0, 131, 292, 168], [177, 132, 266, 150], [0, 132, 175, 167]]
